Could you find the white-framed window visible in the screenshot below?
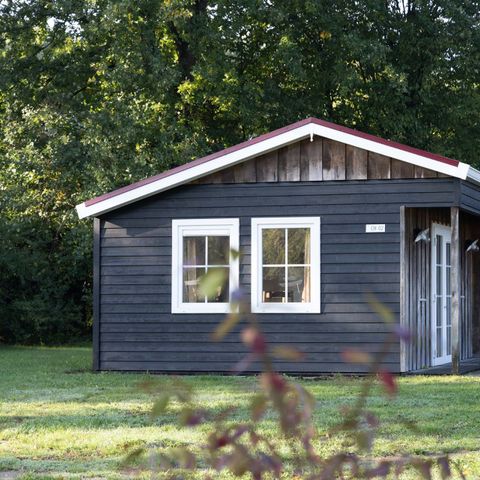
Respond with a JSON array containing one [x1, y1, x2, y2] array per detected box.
[[171, 218, 239, 313], [251, 217, 321, 313]]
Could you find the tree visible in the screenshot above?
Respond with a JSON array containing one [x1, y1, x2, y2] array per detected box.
[[0, 0, 478, 343]]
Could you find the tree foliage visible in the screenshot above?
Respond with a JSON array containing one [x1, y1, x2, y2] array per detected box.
[[0, 0, 479, 343]]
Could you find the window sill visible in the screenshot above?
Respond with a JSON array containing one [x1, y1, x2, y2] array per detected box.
[[172, 303, 232, 314], [251, 303, 321, 314]]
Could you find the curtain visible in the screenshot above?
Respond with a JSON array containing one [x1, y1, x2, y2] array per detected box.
[[302, 229, 311, 302]]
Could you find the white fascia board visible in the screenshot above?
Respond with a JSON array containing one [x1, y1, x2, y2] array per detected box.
[[75, 124, 314, 219], [310, 123, 470, 179], [76, 120, 475, 219]]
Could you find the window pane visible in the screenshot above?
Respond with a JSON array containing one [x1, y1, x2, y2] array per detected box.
[[262, 229, 285, 265], [208, 236, 229, 265], [183, 237, 205, 266], [288, 267, 310, 303], [288, 228, 310, 264], [183, 267, 205, 303], [446, 242, 451, 267], [262, 267, 285, 302], [206, 267, 229, 303]]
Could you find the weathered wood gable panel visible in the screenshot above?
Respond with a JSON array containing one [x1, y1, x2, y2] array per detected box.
[[195, 138, 444, 185], [97, 178, 457, 374]]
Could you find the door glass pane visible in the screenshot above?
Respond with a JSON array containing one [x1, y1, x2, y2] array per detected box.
[[446, 296, 451, 327], [446, 266, 451, 295], [262, 229, 285, 264], [436, 235, 442, 264], [206, 267, 229, 303], [436, 266, 442, 295], [436, 298, 443, 327], [447, 326, 452, 355], [437, 328, 443, 357], [288, 267, 310, 303], [262, 267, 285, 302], [446, 243, 451, 267], [288, 228, 310, 264], [183, 267, 205, 302], [208, 236, 229, 265]]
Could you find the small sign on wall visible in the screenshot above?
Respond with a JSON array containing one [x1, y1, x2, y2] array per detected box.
[[365, 224, 386, 233]]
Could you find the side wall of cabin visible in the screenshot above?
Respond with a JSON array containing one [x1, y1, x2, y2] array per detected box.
[[95, 178, 458, 374], [460, 181, 480, 356]]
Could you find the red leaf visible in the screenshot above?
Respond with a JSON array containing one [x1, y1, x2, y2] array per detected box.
[[379, 370, 397, 397], [241, 327, 266, 354]]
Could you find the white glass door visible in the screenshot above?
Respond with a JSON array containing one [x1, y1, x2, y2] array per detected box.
[[431, 224, 452, 366]]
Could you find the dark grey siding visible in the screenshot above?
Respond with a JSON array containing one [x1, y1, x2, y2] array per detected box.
[[460, 181, 480, 215], [98, 178, 457, 374]]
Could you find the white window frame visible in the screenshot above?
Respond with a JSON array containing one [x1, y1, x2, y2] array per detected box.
[[251, 217, 321, 314], [431, 223, 452, 366], [172, 218, 239, 314]]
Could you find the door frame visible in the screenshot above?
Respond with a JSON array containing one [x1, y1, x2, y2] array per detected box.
[[431, 223, 452, 366]]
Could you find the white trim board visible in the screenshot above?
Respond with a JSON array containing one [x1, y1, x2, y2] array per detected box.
[[251, 216, 321, 314], [76, 120, 479, 219], [171, 218, 239, 314]]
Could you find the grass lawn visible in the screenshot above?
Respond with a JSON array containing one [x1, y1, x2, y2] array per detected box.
[[1, 346, 480, 479]]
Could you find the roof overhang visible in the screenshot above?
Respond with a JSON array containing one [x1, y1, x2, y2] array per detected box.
[[76, 118, 478, 219]]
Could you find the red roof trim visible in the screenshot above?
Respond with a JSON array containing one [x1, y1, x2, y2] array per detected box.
[[310, 118, 459, 167], [84, 117, 459, 207]]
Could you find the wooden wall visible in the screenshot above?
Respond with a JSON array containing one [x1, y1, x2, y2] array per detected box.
[[401, 207, 476, 371], [461, 182, 480, 356], [195, 137, 445, 185], [97, 179, 458, 374]]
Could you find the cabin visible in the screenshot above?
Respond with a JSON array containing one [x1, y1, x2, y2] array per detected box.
[[76, 118, 480, 375]]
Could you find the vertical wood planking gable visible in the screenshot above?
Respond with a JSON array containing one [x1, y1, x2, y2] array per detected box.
[[256, 151, 278, 182], [233, 158, 257, 183], [346, 145, 367, 180], [195, 137, 448, 185], [301, 137, 323, 181], [391, 159, 414, 179], [415, 166, 438, 178], [368, 152, 391, 179], [278, 143, 301, 181], [322, 139, 346, 180]]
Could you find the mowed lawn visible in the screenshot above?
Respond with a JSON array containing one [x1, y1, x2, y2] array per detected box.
[[1, 347, 480, 479]]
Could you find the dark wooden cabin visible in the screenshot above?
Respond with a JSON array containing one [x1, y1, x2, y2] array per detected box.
[[77, 118, 480, 374]]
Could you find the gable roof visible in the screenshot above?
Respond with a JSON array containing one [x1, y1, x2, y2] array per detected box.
[[76, 117, 479, 219]]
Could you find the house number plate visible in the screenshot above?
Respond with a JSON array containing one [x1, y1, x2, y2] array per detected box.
[[365, 224, 386, 233]]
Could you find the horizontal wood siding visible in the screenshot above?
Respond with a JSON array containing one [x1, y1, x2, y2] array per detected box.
[[98, 179, 456, 373], [460, 181, 480, 215]]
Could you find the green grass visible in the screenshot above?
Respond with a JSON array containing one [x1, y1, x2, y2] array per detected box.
[[1, 346, 480, 479]]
